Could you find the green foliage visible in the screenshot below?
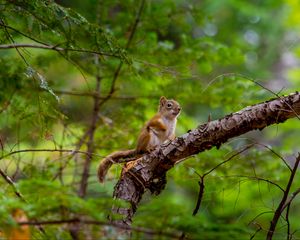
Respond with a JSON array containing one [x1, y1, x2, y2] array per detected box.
[[0, 0, 129, 62], [0, 0, 300, 239]]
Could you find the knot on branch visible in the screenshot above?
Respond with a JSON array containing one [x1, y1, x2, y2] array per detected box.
[[148, 173, 167, 195]]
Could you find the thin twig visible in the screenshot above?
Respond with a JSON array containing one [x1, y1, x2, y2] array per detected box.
[[0, 168, 25, 200], [248, 211, 274, 226], [0, 43, 122, 58], [191, 144, 254, 216], [0, 21, 49, 46], [0, 148, 102, 161], [0, 168, 47, 235], [286, 202, 291, 240], [52, 126, 95, 181], [192, 176, 204, 216], [255, 143, 292, 172], [52, 90, 158, 100], [98, 0, 146, 107], [206, 73, 300, 121], [250, 225, 262, 240], [282, 188, 300, 210], [224, 175, 285, 192], [0, 18, 29, 66], [203, 144, 254, 177], [266, 154, 300, 240]]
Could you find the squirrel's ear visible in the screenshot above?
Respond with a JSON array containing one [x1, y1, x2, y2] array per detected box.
[[160, 96, 167, 106]]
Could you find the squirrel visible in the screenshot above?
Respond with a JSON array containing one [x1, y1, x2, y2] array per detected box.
[[97, 96, 181, 183]]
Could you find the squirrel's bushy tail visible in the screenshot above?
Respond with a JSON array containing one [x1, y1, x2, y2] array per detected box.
[[98, 149, 136, 183]]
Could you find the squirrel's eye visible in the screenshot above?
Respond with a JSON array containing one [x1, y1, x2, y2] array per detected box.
[[167, 103, 172, 108]]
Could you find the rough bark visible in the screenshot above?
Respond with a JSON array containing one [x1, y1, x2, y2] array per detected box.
[[111, 92, 300, 226]]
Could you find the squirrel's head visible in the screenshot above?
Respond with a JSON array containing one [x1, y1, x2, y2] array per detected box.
[[159, 96, 181, 119]]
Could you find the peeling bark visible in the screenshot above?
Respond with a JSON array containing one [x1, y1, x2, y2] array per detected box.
[[111, 92, 300, 226]]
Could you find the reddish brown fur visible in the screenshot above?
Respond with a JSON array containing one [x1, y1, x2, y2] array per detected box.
[[98, 96, 180, 182]]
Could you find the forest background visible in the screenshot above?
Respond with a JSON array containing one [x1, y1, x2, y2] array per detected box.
[[1, 0, 300, 239]]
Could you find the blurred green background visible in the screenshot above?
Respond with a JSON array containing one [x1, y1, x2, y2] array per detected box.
[[1, 0, 300, 239]]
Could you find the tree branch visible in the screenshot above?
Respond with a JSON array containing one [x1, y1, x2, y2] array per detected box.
[[0, 43, 122, 58], [51, 89, 158, 100], [18, 218, 183, 238], [78, 67, 102, 198], [0, 148, 98, 161], [0, 168, 25, 201], [266, 154, 300, 239], [97, 0, 146, 108], [192, 175, 204, 216], [0, 168, 47, 235], [111, 92, 300, 226], [192, 144, 254, 216]]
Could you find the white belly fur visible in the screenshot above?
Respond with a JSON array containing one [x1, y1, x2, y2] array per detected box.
[[148, 117, 176, 149]]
